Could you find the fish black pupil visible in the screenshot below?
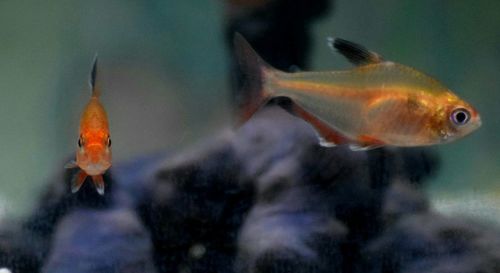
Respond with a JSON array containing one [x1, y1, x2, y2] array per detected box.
[[78, 138, 82, 147], [451, 108, 470, 125], [456, 112, 466, 123]]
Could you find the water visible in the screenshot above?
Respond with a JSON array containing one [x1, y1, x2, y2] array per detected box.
[[0, 1, 499, 272]]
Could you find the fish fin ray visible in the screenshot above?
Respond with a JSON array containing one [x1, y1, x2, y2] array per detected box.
[[71, 170, 88, 193], [327, 37, 383, 66], [348, 144, 382, 151], [92, 175, 105, 195], [285, 101, 351, 147], [349, 135, 385, 151], [89, 54, 100, 97], [233, 33, 275, 125], [64, 160, 77, 169]]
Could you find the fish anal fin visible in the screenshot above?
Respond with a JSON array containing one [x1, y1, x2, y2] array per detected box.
[[328, 37, 383, 66], [71, 170, 88, 193], [91, 175, 105, 195], [288, 102, 351, 147], [64, 160, 77, 169], [358, 135, 385, 145]]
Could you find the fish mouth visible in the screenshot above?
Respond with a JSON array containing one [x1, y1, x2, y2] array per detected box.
[[475, 116, 482, 128], [83, 163, 108, 176]]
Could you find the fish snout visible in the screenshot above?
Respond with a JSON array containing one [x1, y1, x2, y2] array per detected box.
[[474, 115, 482, 129], [78, 144, 111, 175], [83, 162, 110, 176]]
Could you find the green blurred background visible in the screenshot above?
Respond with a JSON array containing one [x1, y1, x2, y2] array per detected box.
[[0, 0, 498, 221]]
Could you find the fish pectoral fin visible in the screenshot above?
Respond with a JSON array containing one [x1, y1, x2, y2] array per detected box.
[[327, 37, 383, 66], [64, 160, 77, 169], [285, 101, 351, 147], [91, 175, 105, 195], [71, 170, 88, 193]]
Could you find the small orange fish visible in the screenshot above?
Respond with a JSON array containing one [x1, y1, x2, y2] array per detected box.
[[65, 57, 111, 195], [234, 34, 481, 150]]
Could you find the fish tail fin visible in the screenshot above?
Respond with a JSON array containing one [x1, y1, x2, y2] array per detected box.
[[71, 170, 88, 193], [91, 175, 105, 195], [233, 33, 275, 125], [89, 54, 100, 98]]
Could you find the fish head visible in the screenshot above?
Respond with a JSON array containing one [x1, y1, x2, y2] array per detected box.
[[434, 95, 481, 143], [76, 132, 112, 176]]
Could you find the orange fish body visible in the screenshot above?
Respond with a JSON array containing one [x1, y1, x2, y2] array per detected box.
[[234, 34, 481, 150], [65, 58, 111, 195]]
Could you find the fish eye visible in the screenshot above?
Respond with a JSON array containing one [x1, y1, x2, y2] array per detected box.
[[107, 136, 111, 147], [78, 136, 83, 147], [450, 108, 470, 126]]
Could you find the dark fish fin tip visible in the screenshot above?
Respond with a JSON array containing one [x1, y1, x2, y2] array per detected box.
[[328, 37, 383, 66], [89, 54, 100, 97], [90, 54, 98, 88]]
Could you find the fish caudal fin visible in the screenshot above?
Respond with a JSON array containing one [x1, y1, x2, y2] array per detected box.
[[89, 54, 100, 98], [71, 170, 88, 193], [91, 175, 105, 195], [233, 33, 274, 125]]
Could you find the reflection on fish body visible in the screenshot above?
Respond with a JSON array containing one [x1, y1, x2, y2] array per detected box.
[[234, 34, 481, 150], [65, 57, 111, 195]]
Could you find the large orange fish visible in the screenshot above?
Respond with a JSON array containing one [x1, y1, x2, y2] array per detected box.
[[65, 57, 111, 195], [234, 34, 481, 150]]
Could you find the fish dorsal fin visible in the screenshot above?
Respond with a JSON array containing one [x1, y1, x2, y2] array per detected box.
[[327, 37, 383, 66], [89, 54, 100, 97]]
